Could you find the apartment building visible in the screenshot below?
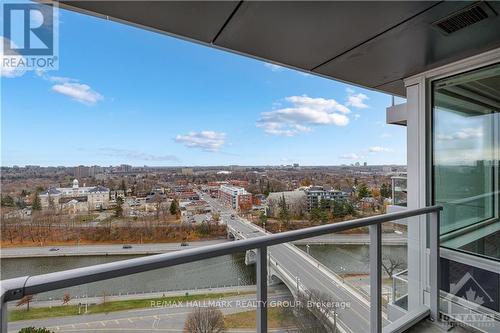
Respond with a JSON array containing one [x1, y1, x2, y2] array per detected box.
[[219, 185, 252, 211], [303, 185, 348, 211]]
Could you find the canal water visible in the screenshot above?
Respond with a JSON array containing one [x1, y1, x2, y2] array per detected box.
[[1, 245, 406, 300]]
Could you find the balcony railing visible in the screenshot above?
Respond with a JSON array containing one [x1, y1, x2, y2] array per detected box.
[[0, 206, 442, 333]]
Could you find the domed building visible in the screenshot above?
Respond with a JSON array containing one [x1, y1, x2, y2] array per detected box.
[[39, 179, 110, 212]]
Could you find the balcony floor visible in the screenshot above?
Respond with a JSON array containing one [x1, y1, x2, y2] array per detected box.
[[405, 319, 473, 333]]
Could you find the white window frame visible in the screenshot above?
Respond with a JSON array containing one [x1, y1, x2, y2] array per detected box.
[[402, 47, 500, 312]]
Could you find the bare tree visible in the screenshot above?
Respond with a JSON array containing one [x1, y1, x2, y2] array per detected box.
[[183, 306, 225, 333], [381, 256, 406, 278], [62, 293, 71, 305], [16, 295, 34, 311]]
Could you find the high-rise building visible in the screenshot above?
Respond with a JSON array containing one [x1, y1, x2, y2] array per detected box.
[[74, 165, 90, 179]]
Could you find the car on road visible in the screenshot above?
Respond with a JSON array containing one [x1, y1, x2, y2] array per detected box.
[[49, 248, 59, 252], [231, 214, 235, 219], [122, 245, 133, 249], [180, 241, 189, 247]]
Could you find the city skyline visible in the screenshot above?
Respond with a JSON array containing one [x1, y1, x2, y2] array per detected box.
[[1, 4, 406, 167]]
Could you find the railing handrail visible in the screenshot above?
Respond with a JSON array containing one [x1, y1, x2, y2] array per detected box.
[[0, 206, 441, 304]]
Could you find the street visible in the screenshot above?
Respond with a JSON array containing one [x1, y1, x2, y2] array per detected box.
[[9, 290, 292, 333], [199, 192, 378, 333]]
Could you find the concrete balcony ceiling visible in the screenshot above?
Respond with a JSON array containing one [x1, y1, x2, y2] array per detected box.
[[57, 1, 500, 96]]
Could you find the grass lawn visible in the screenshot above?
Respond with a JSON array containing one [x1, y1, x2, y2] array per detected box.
[[224, 306, 295, 329], [9, 292, 247, 322]]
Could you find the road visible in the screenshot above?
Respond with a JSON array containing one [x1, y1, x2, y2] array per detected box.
[[292, 233, 406, 245], [1, 240, 227, 258], [8, 289, 292, 333], [200, 192, 377, 333]]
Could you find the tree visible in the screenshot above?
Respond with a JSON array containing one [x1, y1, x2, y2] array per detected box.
[[16, 295, 34, 311], [309, 207, 322, 225], [319, 210, 329, 224], [332, 200, 355, 218], [300, 177, 312, 187], [1, 195, 14, 207], [332, 200, 345, 218], [18, 328, 54, 333], [277, 194, 290, 229], [319, 198, 329, 210], [381, 255, 406, 278], [32, 193, 42, 211], [380, 183, 392, 199], [62, 293, 71, 305], [152, 193, 164, 220], [258, 211, 267, 227], [170, 198, 179, 215], [115, 197, 124, 217], [120, 179, 127, 192], [212, 212, 220, 223], [357, 183, 370, 199], [183, 306, 225, 333]]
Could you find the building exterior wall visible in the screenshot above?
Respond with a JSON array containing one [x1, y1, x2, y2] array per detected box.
[[39, 179, 110, 212], [304, 186, 348, 211], [402, 48, 500, 327], [219, 185, 252, 211]]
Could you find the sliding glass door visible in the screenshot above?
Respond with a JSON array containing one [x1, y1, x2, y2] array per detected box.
[[432, 62, 500, 261]]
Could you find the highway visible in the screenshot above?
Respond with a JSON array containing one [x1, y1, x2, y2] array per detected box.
[[200, 192, 377, 333], [1, 240, 227, 258]]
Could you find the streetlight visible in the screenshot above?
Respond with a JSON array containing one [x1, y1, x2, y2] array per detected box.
[[306, 244, 310, 255], [339, 266, 346, 283]]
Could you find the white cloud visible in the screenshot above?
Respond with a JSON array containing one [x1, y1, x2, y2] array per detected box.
[[36, 70, 78, 83], [437, 128, 483, 141], [257, 122, 312, 137], [1, 37, 26, 78], [175, 131, 226, 152], [52, 82, 103, 105], [264, 63, 285, 72], [49, 76, 78, 83], [286, 96, 351, 114], [257, 95, 350, 136], [346, 88, 369, 109], [354, 114, 361, 120], [369, 146, 391, 153], [380, 133, 392, 139], [340, 153, 361, 160]]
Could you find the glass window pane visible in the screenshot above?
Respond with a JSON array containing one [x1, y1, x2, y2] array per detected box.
[[432, 62, 500, 260]]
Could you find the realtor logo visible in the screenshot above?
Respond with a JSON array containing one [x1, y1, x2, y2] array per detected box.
[[450, 272, 494, 306], [2, 2, 58, 71], [444, 272, 495, 328]]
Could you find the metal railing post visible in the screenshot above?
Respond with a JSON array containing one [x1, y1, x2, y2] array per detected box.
[[429, 211, 440, 322], [1, 300, 7, 333], [256, 247, 268, 333], [369, 223, 382, 333]]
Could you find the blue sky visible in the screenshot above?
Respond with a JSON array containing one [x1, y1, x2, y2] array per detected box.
[[1, 5, 406, 167]]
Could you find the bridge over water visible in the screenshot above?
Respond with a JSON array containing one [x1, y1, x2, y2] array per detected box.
[[226, 217, 374, 333]]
